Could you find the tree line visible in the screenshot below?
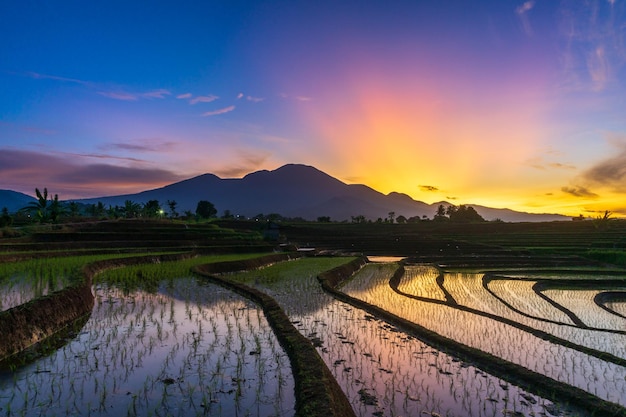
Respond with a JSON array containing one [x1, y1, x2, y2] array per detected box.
[[0, 188, 220, 226], [2, 188, 489, 227]]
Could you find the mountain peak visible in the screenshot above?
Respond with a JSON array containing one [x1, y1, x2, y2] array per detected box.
[[1, 164, 568, 222]]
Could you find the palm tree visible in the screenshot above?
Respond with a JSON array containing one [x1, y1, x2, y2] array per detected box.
[[123, 200, 142, 218], [20, 188, 51, 222]]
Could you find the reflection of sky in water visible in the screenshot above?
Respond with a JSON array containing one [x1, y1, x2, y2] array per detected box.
[[0, 277, 294, 417], [0, 274, 69, 311], [247, 260, 582, 417], [607, 301, 626, 317], [342, 264, 626, 407]]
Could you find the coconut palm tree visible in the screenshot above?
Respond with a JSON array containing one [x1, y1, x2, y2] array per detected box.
[[20, 188, 52, 222], [123, 200, 142, 218]]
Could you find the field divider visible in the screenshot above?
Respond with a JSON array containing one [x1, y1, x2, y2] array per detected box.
[[318, 261, 626, 417], [0, 251, 198, 364], [193, 253, 357, 417], [595, 291, 626, 319]]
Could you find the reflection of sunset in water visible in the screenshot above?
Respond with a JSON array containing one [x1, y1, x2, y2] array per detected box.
[[342, 264, 626, 406]]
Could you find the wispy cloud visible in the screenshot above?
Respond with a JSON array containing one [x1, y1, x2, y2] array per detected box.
[[98, 89, 171, 101], [101, 141, 177, 153], [561, 185, 599, 198], [587, 45, 610, 91], [246, 96, 264, 102], [177, 93, 192, 99], [582, 145, 626, 191], [526, 157, 576, 170], [98, 91, 139, 101], [24, 71, 90, 86], [515, 1, 535, 37], [419, 185, 439, 192], [237, 93, 244, 99], [141, 89, 171, 99], [213, 149, 270, 178], [557, 1, 625, 93], [202, 105, 235, 116], [20, 71, 171, 101], [280, 93, 313, 102], [190, 95, 219, 105]]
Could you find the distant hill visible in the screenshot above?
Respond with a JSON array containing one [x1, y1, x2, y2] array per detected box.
[[69, 164, 568, 222], [0, 190, 36, 213]]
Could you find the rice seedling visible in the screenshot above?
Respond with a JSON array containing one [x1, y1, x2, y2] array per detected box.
[[342, 263, 626, 409], [0, 272, 295, 416]]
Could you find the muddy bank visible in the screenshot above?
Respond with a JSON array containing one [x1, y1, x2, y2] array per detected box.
[[0, 279, 94, 361], [0, 252, 199, 363], [318, 261, 626, 417], [194, 254, 356, 417]]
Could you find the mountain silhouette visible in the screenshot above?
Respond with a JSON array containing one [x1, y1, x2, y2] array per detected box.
[[1, 164, 568, 222], [73, 164, 566, 222], [0, 190, 37, 213]]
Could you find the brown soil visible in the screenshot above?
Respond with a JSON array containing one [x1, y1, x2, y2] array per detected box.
[[194, 254, 359, 417]]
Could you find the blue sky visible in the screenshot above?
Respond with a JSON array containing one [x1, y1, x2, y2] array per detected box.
[[1, 1, 626, 216]]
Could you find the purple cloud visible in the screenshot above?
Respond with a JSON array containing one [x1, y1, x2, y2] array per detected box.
[[0, 148, 184, 198], [202, 105, 235, 116], [190, 95, 219, 105]]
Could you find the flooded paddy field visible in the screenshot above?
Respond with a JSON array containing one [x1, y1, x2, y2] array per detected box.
[[0, 273, 294, 417], [1, 219, 624, 417], [225, 257, 593, 417], [341, 262, 626, 414]]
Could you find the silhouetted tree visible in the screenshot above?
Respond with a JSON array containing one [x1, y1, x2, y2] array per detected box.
[[222, 209, 235, 219], [143, 200, 161, 218], [167, 200, 178, 219], [396, 215, 407, 224], [388, 211, 396, 223], [317, 216, 331, 222], [68, 201, 81, 217], [20, 188, 63, 223], [351, 215, 366, 224], [448, 205, 485, 223], [123, 200, 142, 218], [434, 204, 448, 221], [0, 207, 12, 227], [196, 200, 217, 219]]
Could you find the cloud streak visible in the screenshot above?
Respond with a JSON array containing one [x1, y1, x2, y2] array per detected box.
[[561, 185, 599, 198], [24, 71, 91, 86], [515, 1, 535, 37], [98, 89, 171, 101], [582, 146, 626, 191], [189, 95, 219, 104], [202, 105, 235, 116]]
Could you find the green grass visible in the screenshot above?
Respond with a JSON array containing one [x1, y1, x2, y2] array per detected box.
[[585, 250, 626, 268], [95, 253, 270, 292], [225, 257, 358, 286]]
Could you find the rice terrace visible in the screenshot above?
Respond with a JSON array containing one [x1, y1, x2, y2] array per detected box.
[[1, 217, 626, 417]]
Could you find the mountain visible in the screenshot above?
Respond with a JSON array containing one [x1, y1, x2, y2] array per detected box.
[[0, 190, 36, 213], [69, 164, 567, 222]]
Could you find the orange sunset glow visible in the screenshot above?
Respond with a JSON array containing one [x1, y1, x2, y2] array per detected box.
[[1, 1, 625, 217]]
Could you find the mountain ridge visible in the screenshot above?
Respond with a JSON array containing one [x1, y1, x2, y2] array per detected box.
[[0, 164, 568, 222]]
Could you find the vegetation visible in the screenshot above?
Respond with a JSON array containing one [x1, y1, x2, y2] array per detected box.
[[196, 200, 217, 219], [1, 214, 625, 416]]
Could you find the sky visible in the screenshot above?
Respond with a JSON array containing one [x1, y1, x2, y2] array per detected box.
[[1, 0, 626, 217]]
